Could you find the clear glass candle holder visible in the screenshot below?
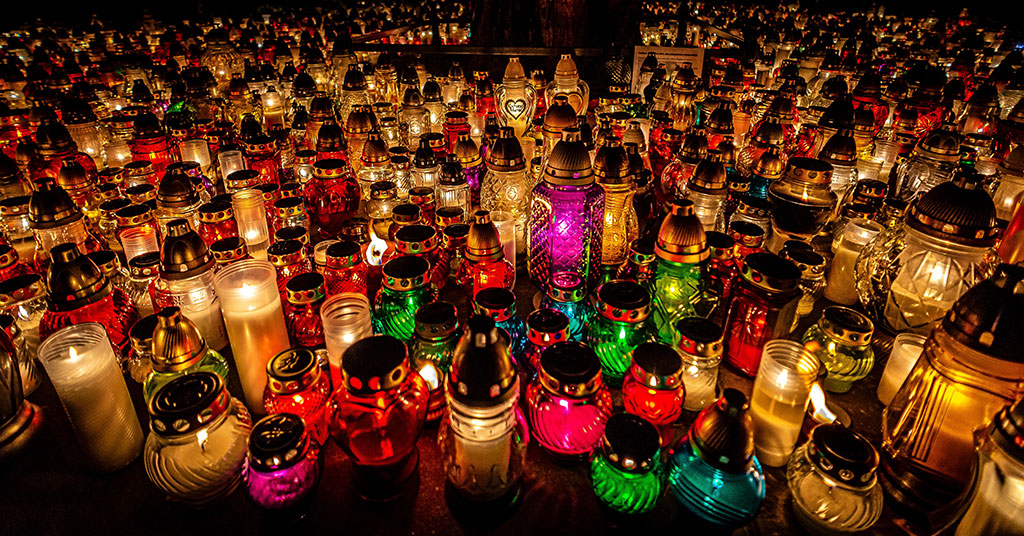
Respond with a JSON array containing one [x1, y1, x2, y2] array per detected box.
[[876, 333, 926, 406], [748, 340, 819, 467], [320, 293, 373, 388]]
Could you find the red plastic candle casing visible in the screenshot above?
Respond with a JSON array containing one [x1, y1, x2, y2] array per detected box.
[[621, 342, 685, 446], [283, 273, 327, 349], [323, 240, 368, 297]]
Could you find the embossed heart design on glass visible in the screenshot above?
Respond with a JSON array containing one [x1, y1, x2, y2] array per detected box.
[[505, 99, 527, 119]]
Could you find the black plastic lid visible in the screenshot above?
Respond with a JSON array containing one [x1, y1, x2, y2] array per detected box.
[[148, 372, 230, 436], [160, 219, 214, 280], [341, 335, 410, 395], [741, 252, 801, 292], [631, 342, 684, 386], [414, 302, 459, 341], [943, 263, 1024, 361], [687, 388, 755, 473], [448, 315, 517, 406], [248, 413, 310, 472], [473, 287, 516, 322], [539, 341, 602, 396], [46, 243, 110, 312], [805, 423, 879, 489], [601, 413, 661, 473]]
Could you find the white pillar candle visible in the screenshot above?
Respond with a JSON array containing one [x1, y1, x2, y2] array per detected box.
[[877, 333, 927, 406], [231, 189, 270, 261], [825, 218, 883, 305], [37, 322, 143, 472], [682, 363, 718, 411], [214, 259, 291, 414], [218, 149, 246, 180], [749, 339, 819, 467]]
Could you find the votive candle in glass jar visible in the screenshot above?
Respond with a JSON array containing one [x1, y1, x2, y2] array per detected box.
[[232, 189, 271, 260], [749, 340, 820, 467], [225, 169, 262, 194], [218, 149, 246, 181], [824, 218, 882, 305], [522, 307, 571, 381], [787, 424, 883, 535], [37, 322, 143, 472], [590, 413, 665, 515], [142, 306, 230, 403], [330, 335, 429, 501], [675, 316, 724, 411], [324, 240, 368, 297], [410, 302, 460, 422], [320, 293, 373, 388], [127, 314, 157, 384], [527, 341, 613, 460], [284, 273, 327, 349], [801, 307, 874, 393], [158, 219, 229, 351], [373, 256, 436, 344], [780, 247, 826, 321], [583, 279, 657, 385], [622, 342, 685, 445], [144, 372, 252, 505], [246, 413, 323, 513], [263, 348, 332, 445], [876, 333, 925, 406], [723, 252, 802, 376], [540, 271, 595, 341], [214, 259, 292, 414], [473, 287, 526, 363]]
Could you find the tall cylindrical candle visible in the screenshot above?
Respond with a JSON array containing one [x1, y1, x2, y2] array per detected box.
[[748, 340, 819, 467], [214, 259, 291, 414], [877, 333, 926, 406], [490, 210, 517, 272], [218, 149, 246, 180], [180, 138, 213, 175], [824, 218, 882, 305], [37, 322, 143, 472], [232, 189, 271, 260], [320, 293, 372, 387]]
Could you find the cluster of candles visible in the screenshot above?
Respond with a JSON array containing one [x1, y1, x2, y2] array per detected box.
[[2, 5, 1024, 534]]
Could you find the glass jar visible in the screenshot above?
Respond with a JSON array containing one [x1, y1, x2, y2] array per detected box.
[[526, 341, 613, 460], [480, 127, 530, 259], [780, 247, 826, 321], [856, 175, 997, 335], [594, 138, 638, 267], [0, 195, 35, 263], [388, 224, 447, 291], [723, 252, 802, 376], [408, 187, 437, 232], [439, 316, 528, 506], [955, 397, 1024, 536], [540, 271, 594, 342], [127, 314, 157, 384], [268, 240, 311, 298], [528, 128, 605, 289], [705, 232, 738, 326], [767, 157, 839, 251], [668, 389, 765, 528], [272, 197, 310, 234], [324, 240, 368, 297], [246, 413, 323, 513], [283, 273, 327, 349], [144, 372, 252, 506], [29, 179, 102, 270], [232, 189, 271, 260], [0, 314, 39, 397], [456, 211, 515, 297], [824, 218, 883, 306], [197, 200, 238, 245], [622, 342, 685, 444], [436, 157, 472, 219], [730, 194, 772, 238], [373, 256, 436, 344], [443, 111, 472, 153], [521, 307, 570, 381], [320, 292, 373, 389], [366, 180, 400, 240], [494, 58, 537, 138], [412, 136, 441, 188], [263, 348, 332, 445], [142, 303, 229, 403], [801, 307, 874, 393], [674, 316, 724, 412], [787, 424, 883, 535], [890, 126, 963, 200], [591, 413, 664, 515], [410, 302, 460, 422], [545, 54, 589, 116], [583, 280, 656, 386], [0, 274, 47, 366], [329, 335, 429, 500], [155, 170, 202, 237], [651, 201, 714, 344], [882, 263, 1024, 514], [473, 287, 526, 364], [39, 244, 140, 356], [158, 219, 228, 351], [304, 159, 360, 239]]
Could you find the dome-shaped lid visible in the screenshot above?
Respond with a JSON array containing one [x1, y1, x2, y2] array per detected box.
[[656, 200, 709, 264], [45, 243, 110, 312], [818, 131, 858, 166], [156, 170, 199, 208], [539, 341, 603, 398], [1000, 146, 1024, 176], [486, 127, 525, 172], [687, 388, 756, 473], [465, 211, 504, 262], [55, 157, 92, 192], [601, 413, 661, 474], [622, 121, 647, 152], [316, 122, 346, 153], [820, 97, 856, 131], [543, 96, 577, 134], [915, 125, 964, 161], [414, 302, 459, 342], [0, 153, 21, 185], [360, 132, 390, 165], [448, 315, 517, 407], [148, 372, 230, 436], [160, 219, 214, 280], [805, 424, 879, 489], [753, 146, 784, 179], [342, 335, 410, 395], [29, 178, 82, 229], [751, 119, 785, 147], [630, 341, 684, 389], [151, 306, 209, 372], [439, 156, 466, 186], [678, 131, 709, 163], [34, 119, 75, 155], [402, 86, 424, 108], [453, 133, 482, 167], [248, 413, 310, 472], [852, 73, 882, 101], [705, 106, 734, 136], [342, 63, 367, 91], [345, 105, 377, 135], [942, 263, 1024, 361], [688, 158, 727, 194], [907, 169, 997, 246], [525, 308, 571, 346], [553, 54, 579, 81], [503, 57, 526, 83], [593, 137, 631, 185], [422, 77, 442, 102], [543, 127, 593, 185]]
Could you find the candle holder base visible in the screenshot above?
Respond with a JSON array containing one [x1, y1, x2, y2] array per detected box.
[[0, 401, 42, 460], [352, 448, 420, 502], [443, 480, 521, 527]]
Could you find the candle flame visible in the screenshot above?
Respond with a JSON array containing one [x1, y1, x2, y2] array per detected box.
[[197, 429, 208, 451], [809, 383, 837, 424], [69, 346, 78, 362], [367, 229, 387, 266], [419, 363, 440, 389]]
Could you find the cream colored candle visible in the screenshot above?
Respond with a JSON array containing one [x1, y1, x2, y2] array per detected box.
[[214, 259, 290, 413], [38, 323, 143, 472], [749, 340, 819, 467], [877, 333, 926, 406], [231, 189, 270, 261], [490, 210, 517, 270], [824, 218, 882, 305]]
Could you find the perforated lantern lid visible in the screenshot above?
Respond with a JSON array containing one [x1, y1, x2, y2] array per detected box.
[[46, 243, 111, 312], [148, 372, 231, 436], [473, 287, 517, 322], [285, 272, 326, 305], [382, 255, 430, 291], [394, 224, 439, 256], [688, 388, 756, 473], [151, 306, 209, 373], [906, 170, 998, 247], [248, 413, 311, 472], [740, 252, 801, 293], [543, 127, 593, 186], [656, 201, 709, 264], [448, 315, 517, 407], [601, 413, 661, 474], [526, 308, 571, 347], [160, 219, 214, 280], [675, 316, 724, 359], [539, 341, 603, 398], [267, 239, 305, 268]]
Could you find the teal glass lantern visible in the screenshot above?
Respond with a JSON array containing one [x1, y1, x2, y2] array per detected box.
[[651, 201, 713, 344], [668, 388, 765, 527], [590, 413, 665, 515], [539, 271, 595, 341], [373, 256, 436, 344], [473, 287, 526, 362], [583, 280, 657, 386], [801, 306, 874, 393]]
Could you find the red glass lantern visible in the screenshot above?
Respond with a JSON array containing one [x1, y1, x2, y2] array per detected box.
[[245, 135, 282, 186], [622, 342, 685, 446], [303, 159, 360, 239], [197, 200, 238, 246], [386, 224, 447, 290], [268, 239, 311, 297], [129, 113, 177, 176], [456, 210, 515, 297], [408, 187, 436, 230], [264, 348, 332, 445], [323, 240, 368, 297], [283, 273, 327, 349]]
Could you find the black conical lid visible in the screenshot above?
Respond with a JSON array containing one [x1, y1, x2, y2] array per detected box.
[[159, 219, 214, 280], [907, 169, 997, 247], [341, 335, 410, 395], [448, 315, 517, 407], [686, 388, 755, 473], [943, 263, 1024, 361], [46, 243, 110, 312], [29, 178, 82, 229], [156, 170, 199, 208]]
